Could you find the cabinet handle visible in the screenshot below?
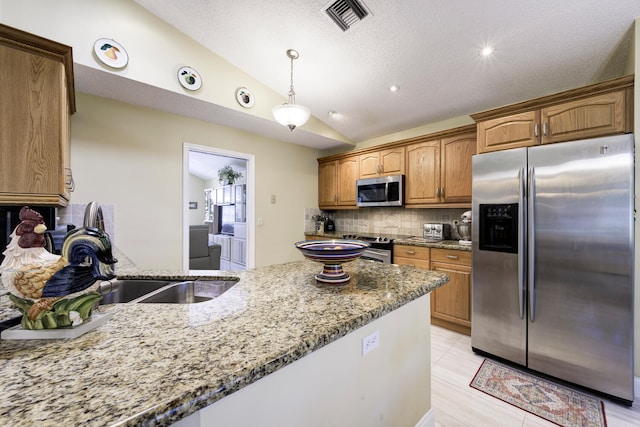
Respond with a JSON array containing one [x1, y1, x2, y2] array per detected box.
[[534, 123, 539, 138], [542, 122, 548, 137], [446, 255, 458, 260], [405, 250, 416, 255], [440, 187, 445, 198]]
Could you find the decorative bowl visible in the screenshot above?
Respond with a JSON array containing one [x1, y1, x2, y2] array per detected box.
[[295, 239, 370, 284]]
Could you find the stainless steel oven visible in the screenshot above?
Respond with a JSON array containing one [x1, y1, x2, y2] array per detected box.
[[343, 234, 393, 264], [361, 247, 391, 263]]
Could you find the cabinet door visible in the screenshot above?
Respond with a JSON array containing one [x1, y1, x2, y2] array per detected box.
[[318, 160, 337, 207], [215, 187, 225, 205], [336, 156, 359, 206], [359, 152, 381, 179], [0, 45, 64, 200], [430, 261, 472, 335], [380, 147, 405, 175], [441, 132, 476, 203], [0, 26, 74, 206], [477, 111, 540, 153], [405, 140, 440, 205], [231, 238, 245, 265], [541, 91, 627, 144]]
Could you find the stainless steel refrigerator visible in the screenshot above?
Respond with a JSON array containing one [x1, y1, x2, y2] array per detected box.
[[471, 134, 634, 404]]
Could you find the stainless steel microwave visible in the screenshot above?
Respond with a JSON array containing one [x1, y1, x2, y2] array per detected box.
[[356, 175, 404, 207]]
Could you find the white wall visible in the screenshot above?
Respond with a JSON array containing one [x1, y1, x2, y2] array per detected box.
[[0, 0, 349, 145], [71, 93, 318, 269], [189, 175, 206, 225], [174, 295, 432, 427]]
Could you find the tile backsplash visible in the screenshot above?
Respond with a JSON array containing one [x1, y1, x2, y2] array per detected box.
[[305, 207, 469, 239]]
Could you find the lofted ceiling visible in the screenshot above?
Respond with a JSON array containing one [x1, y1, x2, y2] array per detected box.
[[131, 0, 640, 145]]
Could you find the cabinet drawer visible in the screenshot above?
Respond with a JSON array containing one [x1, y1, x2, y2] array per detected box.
[[431, 248, 471, 265], [394, 244, 430, 261], [393, 256, 431, 270]]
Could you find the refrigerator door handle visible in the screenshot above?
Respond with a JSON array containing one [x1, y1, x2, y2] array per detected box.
[[527, 166, 536, 322], [518, 167, 526, 319]]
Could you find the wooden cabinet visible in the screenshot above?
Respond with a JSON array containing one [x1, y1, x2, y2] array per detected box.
[[393, 244, 430, 270], [0, 24, 76, 206], [359, 147, 405, 179], [405, 141, 440, 205], [430, 248, 472, 335], [476, 111, 540, 153], [318, 155, 359, 209], [405, 131, 475, 206], [474, 76, 633, 154], [541, 91, 627, 144]]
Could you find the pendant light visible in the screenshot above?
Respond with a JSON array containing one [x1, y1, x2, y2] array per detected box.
[[272, 49, 311, 131]]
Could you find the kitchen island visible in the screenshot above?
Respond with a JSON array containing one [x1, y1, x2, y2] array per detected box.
[[0, 257, 448, 426]]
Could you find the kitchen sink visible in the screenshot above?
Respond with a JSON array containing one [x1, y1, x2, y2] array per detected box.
[[98, 279, 238, 305], [137, 280, 236, 304], [99, 280, 175, 304]]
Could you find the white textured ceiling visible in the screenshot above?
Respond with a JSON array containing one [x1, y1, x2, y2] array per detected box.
[[131, 0, 640, 144]]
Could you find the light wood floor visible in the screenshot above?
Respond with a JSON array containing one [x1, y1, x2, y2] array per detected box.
[[430, 325, 640, 426]]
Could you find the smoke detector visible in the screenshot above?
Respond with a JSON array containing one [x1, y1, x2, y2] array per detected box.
[[324, 0, 370, 32]]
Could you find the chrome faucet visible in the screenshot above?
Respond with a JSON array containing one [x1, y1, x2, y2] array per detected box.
[[83, 201, 105, 231]]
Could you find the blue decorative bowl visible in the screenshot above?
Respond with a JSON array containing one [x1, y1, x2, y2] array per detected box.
[[295, 239, 369, 284]]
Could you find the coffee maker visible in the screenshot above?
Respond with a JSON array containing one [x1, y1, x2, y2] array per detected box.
[[457, 210, 471, 246]]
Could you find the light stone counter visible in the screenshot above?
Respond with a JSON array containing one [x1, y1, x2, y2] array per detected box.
[[0, 258, 448, 426]]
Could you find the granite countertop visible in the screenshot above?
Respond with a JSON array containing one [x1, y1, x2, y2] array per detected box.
[[304, 232, 472, 252], [0, 257, 448, 426]]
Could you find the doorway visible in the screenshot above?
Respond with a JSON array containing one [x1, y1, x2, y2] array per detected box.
[[183, 143, 255, 270]]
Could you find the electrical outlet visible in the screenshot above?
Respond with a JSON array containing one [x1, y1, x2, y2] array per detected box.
[[257, 218, 264, 226], [362, 330, 379, 356], [271, 194, 276, 204]]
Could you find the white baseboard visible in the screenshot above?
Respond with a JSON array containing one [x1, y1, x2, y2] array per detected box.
[[415, 408, 435, 427]]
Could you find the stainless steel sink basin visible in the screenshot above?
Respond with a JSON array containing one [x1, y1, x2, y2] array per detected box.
[[98, 279, 237, 305], [99, 280, 175, 304], [137, 280, 237, 304]]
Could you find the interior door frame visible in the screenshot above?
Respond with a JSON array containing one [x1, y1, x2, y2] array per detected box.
[[182, 143, 255, 270]]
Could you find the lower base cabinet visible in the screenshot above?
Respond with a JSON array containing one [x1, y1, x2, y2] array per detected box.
[[393, 245, 472, 336], [213, 234, 231, 270], [430, 249, 472, 335]]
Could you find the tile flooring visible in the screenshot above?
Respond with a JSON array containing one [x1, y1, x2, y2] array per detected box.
[[430, 325, 640, 426]]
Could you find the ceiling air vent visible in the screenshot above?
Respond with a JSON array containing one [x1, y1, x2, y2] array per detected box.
[[325, 0, 369, 32]]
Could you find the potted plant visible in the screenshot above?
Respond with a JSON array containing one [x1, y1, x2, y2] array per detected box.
[[217, 164, 243, 185]]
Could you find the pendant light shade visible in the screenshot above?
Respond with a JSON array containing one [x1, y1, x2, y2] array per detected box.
[[272, 103, 311, 131], [272, 49, 310, 131]]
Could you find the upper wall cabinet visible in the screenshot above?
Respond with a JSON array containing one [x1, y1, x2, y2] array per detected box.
[[318, 155, 359, 209], [404, 130, 476, 206], [0, 24, 76, 206], [473, 75, 633, 154], [359, 146, 405, 179], [318, 125, 476, 210]]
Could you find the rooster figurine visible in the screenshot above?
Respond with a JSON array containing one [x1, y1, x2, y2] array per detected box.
[[0, 206, 117, 329]]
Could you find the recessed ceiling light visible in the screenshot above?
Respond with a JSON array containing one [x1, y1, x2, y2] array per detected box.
[[479, 45, 495, 57], [328, 110, 338, 117], [389, 85, 400, 93]]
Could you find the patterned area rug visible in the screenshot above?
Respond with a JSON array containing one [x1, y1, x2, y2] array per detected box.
[[470, 359, 606, 427]]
